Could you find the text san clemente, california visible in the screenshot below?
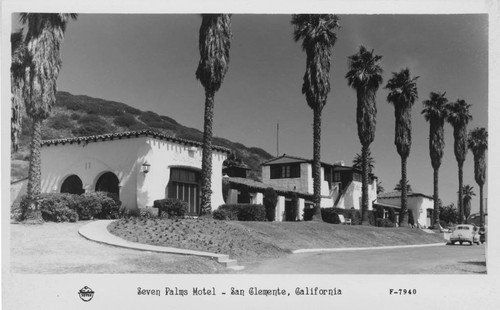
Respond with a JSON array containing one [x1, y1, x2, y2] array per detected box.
[[137, 287, 342, 297]]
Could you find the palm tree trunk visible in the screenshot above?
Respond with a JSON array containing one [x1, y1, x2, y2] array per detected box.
[[24, 117, 43, 223], [311, 107, 323, 221], [199, 90, 215, 216], [458, 162, 464, 223], [479, 184, 484, 227], [433, 167, 440, 227], [399, 156, 409, 227], [361, 144, 369, 224]]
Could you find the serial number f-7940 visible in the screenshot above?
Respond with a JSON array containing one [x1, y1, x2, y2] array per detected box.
[[389, 289, 417, 295]]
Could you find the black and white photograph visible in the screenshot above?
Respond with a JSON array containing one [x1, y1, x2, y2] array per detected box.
[[2, 0, 499, 309]]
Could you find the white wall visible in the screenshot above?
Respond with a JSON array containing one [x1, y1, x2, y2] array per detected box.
[[332, 179, 377, 211], [41, 136, 227, 211], [377, 195, 433, 228]]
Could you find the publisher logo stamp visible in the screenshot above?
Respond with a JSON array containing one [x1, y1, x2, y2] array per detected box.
[[78, 286, 95, 302]]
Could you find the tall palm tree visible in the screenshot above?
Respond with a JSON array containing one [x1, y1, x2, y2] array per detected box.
[[346, 46, 383, 224], [11, 30, 29, 152], [447, 99, 473, 223], [422, 91, 448, 227], [468, 127, 487, 226], [352, 150, 375, 174], [462, 184, 475, 220], [385, 68, 419, 227], [291, 14, 340, 221], [195, 14, 232, 216], [20, 13, 77, 222]]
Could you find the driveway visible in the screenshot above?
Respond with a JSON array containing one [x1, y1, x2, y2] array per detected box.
[[9, 221, 224, 273], [240, 244, 487, 274]]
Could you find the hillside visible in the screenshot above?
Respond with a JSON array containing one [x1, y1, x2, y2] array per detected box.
[[11, 91, 273, 181]]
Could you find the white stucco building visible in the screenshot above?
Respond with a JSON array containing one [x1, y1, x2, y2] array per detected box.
[[39, 130, 229, 214], [377, 191, 434, 228]]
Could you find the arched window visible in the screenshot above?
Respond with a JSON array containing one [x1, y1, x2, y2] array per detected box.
[[61, 175, 84, 195], [95, 172, 120, 198], [166, 168, 200, 215]]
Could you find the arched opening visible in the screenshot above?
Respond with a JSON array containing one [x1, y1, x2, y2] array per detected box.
[[95, 172, 120, 198], [61, 175, 84, 195], [166, 168, 200, 215]]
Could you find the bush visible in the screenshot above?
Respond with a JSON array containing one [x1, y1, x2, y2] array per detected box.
[[324, 207, 362, 225], [303, 206, 315, 221], [113, 113, 138, 128], [139, 207, 156, 218], [376, 218, 396, 228], [48, 113, 74, 130], [119, 206, 141, 218], [263, 187, 278, 221], [366, 210, 376, 226], [213, 205, 239, 221], [10, 203, 23, 222], [321, 208, 340, 224], [388, 207, 397, 223], [213, 204, 266, 221], [21, 194, 80, 222], [78, 193, 105, 220], [70, 113, 81, 120], [153, 198, 187, 219], [91, 192, 121, 219]]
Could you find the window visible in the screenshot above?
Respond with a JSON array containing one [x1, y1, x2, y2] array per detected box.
[[167, 168, 200, 215], [270, 164, 300, 179]]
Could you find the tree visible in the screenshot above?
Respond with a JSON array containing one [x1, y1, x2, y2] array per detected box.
[[394, 179, 413, 192], [447, 99, 473, 223], [291, 14, 340, 221], [439, 202, 458, 226], [467, 127, 487, 226], [422, 91, 448, 227], [263, 187, 278, 221], [195, 14, 232, 215], [385, 68, 419, 227], [352, 149, 375, 174], [20, 13, 78, 223], [376, 179, 384, 194], [346, 46, 383, 224], [461, 184, 475, 220], [11, 30, 29, 152]]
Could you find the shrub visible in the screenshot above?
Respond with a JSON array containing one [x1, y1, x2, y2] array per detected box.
[[303, 205, 315, 221], [321, 208, 340, 224], [288, 193, 299, 221], [119, 206, 141, 218], [21, 194, 80, 222], [139, 207, 156, 218], [10, 203, 23, 222], [214, 204, 266, 221], [213, 205, 239, 221], [48, 113, 74, 130], [236, 204, 266, 221], [376, 218, 396, 228], [113, 113, 138, 128], [91, 192, 121, 219], [78, 193, 105, 220], [388, 207, 397, 223], [70, 113, 81, 120], [263, 187, 278, 221], [153, 198, 187, 219], [366, 210, 376, 226]]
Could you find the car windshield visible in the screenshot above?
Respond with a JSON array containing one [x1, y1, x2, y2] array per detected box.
[[457, 226, 470, 230]]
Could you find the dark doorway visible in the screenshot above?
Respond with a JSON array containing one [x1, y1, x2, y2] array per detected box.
[[61, 175, 84, 195], [95, 172, 120, 198], [166, 168, 200, 215]]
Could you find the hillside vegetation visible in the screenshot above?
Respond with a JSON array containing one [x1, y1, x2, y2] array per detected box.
[[11, 91, 272, 181]]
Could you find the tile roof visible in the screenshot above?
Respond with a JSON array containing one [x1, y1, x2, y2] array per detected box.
[[377, 191, 434, 200], [261, 154, 338, 167], [41, 129, 231, 153]]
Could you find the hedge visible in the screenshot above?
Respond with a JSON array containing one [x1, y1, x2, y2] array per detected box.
[[153, 198, 187, 218], [213, 204, 266, 221], [263, 187, 278, 222], [320, 207, 362, 225]]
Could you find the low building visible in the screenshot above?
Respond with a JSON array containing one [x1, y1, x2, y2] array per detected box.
[[377, 191, 434, 228], [39, 130, 229, 215]]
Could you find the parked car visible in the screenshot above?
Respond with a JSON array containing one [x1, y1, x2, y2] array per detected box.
[[479, 226, 486, 244], [449, 224, 480, 245]]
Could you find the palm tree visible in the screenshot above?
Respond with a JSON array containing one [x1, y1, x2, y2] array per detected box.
[[352, 150, 375, 173], [346, 46, 383, 224], [468, 127, 487, 226], [422, 91, 448, 227], [291, 14, 340, 221], [394, 179, 413, 192], [376, 179, 385, 194], [385, 68, 419, 227], [20, 13, 77, 222], [462, 184, 475, 220], [195, 14, 232, 216], [447, 99, 473, 223], [11, 30, 29, 152]]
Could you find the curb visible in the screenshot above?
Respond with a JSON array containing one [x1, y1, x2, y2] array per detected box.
[[292, 242, 446, 254], [78, 220, 245, 271]]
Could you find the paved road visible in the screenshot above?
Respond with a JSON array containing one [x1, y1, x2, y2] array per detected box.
[[240, 244, 487, 274]]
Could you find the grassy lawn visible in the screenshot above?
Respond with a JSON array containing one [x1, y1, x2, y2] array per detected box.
[[108, 218, 446, 263]]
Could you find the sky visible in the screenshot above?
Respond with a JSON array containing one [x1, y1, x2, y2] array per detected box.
[[11, 13, 488, 213]]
